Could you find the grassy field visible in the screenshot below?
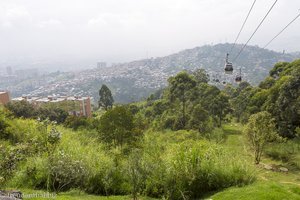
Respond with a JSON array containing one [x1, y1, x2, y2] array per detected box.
[[6, 123, 300, 200]]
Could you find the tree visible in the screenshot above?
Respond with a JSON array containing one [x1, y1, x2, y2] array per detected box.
[[232, 86, 254, 123], [37, 106, 68, 124], [5, 101, 36, 118], [99, 84, 114, 110], [209, 92, 230, 126], [274, 73, 300, 137], [98, 106, 141, 148], [168, 72, 197, 128], [244, 111, 280, 164], [188, 104, 212, 133], [261, 61, 300, 137], [193, 69, 209, 84]]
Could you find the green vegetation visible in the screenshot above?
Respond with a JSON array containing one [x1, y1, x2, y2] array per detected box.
[[210, 182, 300, 200], [98, 84, 114, 110], [1, 59, 300, 199], [5, 100, 70, 124], [244, 111, 282, 164]]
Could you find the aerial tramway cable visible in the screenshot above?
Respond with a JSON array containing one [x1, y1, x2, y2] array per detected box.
[[232, 0, 279, 62], [263, 12, 300, 49], [230, 0, 257, 54]]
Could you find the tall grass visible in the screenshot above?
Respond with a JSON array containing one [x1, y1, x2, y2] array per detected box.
[[265, 140, 300, 169], [4, 122, 256, 199], [141, 132, 256, 199]]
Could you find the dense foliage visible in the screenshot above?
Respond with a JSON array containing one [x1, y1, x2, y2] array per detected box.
[[231, 59, 300, 138], [140, 70, 230, 132], [5, 101, 68, 124]]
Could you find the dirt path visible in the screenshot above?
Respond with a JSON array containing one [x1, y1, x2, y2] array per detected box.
[[280, 181, 300, 187]]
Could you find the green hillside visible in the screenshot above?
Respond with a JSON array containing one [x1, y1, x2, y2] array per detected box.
[[1, 59, 300, 199]]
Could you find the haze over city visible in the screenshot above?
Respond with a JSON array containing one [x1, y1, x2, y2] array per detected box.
[[1, 0, 300, 69]]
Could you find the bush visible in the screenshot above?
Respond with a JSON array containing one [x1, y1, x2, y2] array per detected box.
[[8, 156, 48, 189], [0, 110, 10, 140], [5, 101, 36, 118], [0, 144, 29, 180], [37, 107, 68, 124], [203, 127, 226, 143], [49, 150, 88, 192], [64, 115, 90, 130]]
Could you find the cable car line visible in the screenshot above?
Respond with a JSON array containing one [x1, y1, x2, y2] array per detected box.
[[230, 0, 257, 54], [232, 0, 279, 62], [263, 12, 300, 49]]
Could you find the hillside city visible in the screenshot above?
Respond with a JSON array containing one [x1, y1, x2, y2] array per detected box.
[[0, 44, 299, 103]]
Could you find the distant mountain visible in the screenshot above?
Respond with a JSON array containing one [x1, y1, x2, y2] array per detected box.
[[117, 43, 298, 85], [5, 43, 300, 103]]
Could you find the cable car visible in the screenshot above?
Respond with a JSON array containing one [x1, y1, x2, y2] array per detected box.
[[235, 68, 242, 83], [224, 53, 233, 74]]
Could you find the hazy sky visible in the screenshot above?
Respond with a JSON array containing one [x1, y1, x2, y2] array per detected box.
[[1, 0, 300, 66]]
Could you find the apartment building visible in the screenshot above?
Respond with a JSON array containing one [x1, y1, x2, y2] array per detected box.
[[0, 91, 10, 105], [12, 95, 92, 117]]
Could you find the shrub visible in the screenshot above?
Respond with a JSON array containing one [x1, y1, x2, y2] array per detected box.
[[0, 110, 10, 140], [48, 150, 88, 192], [203, 127, 226, 143], [0, 144, 29, 180], [5, 101, 36, 118], [64, 115, 90, 130], [8, 156, 48, 189]]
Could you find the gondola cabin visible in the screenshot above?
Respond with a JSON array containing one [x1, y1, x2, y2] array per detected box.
[[224, 53, 233, 74], [224, 62, 233, 74], [235, 68, 242, 83], [235, 76, 242, 82]]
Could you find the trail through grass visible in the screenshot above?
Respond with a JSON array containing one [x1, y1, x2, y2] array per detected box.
[[209, 123, 300, 199]]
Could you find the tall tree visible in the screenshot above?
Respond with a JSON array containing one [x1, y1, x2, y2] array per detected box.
[[99, 84, 114, 110], [209, 92, 230, 126], [168, 71, 196, 128]]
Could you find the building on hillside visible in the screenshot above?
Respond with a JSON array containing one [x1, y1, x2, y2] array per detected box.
[[0, 91, 10, 105], [97, 62, 107, 69], [12, 95, 92, 117]]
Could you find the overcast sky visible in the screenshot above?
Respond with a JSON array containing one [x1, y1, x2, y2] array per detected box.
[[0, 0, 300, 66]]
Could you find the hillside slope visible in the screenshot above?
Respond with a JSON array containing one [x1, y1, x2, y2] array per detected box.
[[7, 43, 299, 103]]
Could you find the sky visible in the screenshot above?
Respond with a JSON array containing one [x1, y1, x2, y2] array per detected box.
[[0, 0, 300, 68]]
